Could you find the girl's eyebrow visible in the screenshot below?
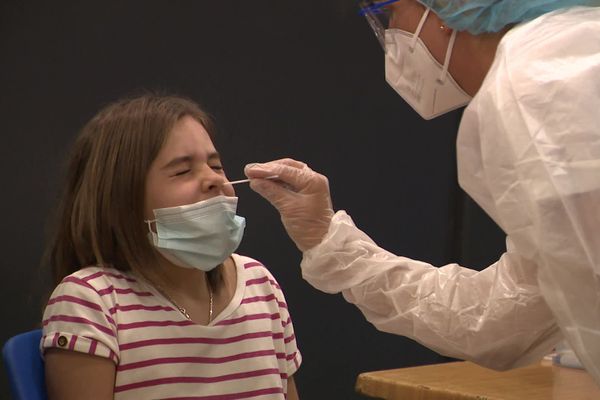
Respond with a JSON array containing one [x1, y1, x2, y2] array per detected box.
[[207, 151, 221, 162], [161, 155, 192, 170], [161, 151, 221, 170]]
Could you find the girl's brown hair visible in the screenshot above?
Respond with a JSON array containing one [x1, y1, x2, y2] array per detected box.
[[44, 93, 221, 287]]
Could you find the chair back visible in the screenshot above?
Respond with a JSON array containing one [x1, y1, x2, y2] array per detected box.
[[2, 329, 47, 400]]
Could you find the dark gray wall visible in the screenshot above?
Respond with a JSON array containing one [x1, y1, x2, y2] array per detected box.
[[1, 1, 505, 398]]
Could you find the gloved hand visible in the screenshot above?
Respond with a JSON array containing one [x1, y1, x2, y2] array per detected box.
[[244, 158, 334, 252]]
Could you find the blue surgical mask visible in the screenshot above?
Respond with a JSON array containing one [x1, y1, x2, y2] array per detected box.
[[145, 195, 246, 271]]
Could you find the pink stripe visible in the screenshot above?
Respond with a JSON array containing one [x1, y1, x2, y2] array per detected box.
[[68, 335, 77, 350], [62, 276, 151, 297], [281, 316, 291, 327], [270, 279, 281, 290], [82, 270, 137, 283], [215, 313, 279, 326], [97, 287, 153, 297], [114, 368, 280, 392], [51, 332, 60, 347], [47, 295, 116, 326], [243, 261, 263, 269], [164, 387, 284, 400], [89, 340, 98, 355], [246, 276, 269, 286], [109, 304, 174, 314], [272, 332, 285, 344], [242, 294, 288, 310], [274, 351, 298, 362], [284, 333, 296, 344], [118, 320, 195, 330], [245, 276, 282, 291], [117, 349, 276, 371], [241, 293, 275, 304], [82, 270, 105, 282], [47, 294, 103, 311], [43, 315, 115, 337], [293, 354, 300, 370], [62, 276, 95, 290], [120, 331, 275, 351]]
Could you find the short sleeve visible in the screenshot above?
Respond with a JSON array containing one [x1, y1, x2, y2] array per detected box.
[[41, 270, 119, 364], [266, 270, 302, 377]]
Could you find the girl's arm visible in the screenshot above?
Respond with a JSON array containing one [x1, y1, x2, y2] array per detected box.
[[287, 376, 299, 400], [45, 348, 116, 400]]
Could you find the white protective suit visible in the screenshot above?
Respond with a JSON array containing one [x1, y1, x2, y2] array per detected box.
[[301, 6, 600, 385]]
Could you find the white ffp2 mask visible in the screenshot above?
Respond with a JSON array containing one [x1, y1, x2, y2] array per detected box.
[[384, 8, 471, 120]]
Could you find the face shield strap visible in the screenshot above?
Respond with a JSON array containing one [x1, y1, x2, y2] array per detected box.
[[410, 7, 431, 51]]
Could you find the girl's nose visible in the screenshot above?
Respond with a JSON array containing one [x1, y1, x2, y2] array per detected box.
[[201, 166, 238, 197], [200, 166, 226, 193]]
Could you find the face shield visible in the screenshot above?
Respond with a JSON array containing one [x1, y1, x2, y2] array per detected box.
[[359, 0, 471, 119], [358, 0, 401, 51]]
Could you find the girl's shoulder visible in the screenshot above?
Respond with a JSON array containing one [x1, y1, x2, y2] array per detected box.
[[60, 265, 140, 290], [232, 253, 286, 295], [232, 254, 274, 279]]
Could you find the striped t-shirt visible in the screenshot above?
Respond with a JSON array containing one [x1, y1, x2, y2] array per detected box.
[[41, 254, 301, 399]]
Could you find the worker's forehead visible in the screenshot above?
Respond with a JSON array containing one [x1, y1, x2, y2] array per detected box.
[[364, 0, 425, 11]]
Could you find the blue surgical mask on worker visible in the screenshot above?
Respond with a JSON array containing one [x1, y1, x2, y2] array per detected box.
[[385, 8, 471, 120], [145, 195, 246, 271]]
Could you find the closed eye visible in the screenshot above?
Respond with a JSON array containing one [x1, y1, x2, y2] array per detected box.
[[173, 169, 191, 176]]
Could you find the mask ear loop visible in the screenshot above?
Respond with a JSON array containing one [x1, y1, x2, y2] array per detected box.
[[410, 7, 430, 52], [144, 219, 157, 232], [144, 219, 159, 245], [438, 29, 457, 84]]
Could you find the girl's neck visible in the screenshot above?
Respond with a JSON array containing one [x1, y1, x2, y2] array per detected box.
[[145, 261, 211, 300]]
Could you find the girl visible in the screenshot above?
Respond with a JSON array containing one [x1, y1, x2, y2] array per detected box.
[[41, 93, 301, 399]]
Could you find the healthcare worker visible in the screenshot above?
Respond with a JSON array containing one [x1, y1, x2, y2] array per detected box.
[[244, 0, 600, 387]]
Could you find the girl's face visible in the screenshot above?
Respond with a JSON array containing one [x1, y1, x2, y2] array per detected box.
[[144, 115, 234, 220]]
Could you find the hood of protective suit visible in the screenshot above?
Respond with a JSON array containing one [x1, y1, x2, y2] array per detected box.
[[457, 6, 600, 385]]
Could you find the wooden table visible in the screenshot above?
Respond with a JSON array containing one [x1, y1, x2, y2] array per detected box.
[[355, 360, 600, 400]]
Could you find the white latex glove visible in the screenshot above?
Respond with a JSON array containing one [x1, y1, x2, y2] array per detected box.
[[244, 158, 334, 252]]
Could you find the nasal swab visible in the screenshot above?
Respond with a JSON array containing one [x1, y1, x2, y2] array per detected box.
[[225, 175, 279, 186]]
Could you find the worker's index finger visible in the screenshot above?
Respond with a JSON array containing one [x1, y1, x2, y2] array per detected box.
[[246, 161, 312, 192], [273, 158, 307, 169], [265, 163, 313, 192], [245, 158, 307, 179]]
